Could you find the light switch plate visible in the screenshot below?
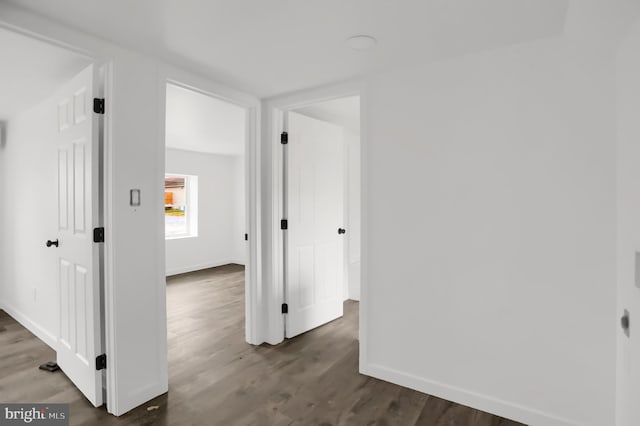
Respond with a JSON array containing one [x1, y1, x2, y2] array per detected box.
[[130, 189, 141, 206]]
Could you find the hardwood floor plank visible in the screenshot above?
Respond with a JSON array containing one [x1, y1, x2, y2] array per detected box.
[[0, 264, 526, 426]]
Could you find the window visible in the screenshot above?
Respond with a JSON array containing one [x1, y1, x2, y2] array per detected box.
[[165, 174, 198, 239]]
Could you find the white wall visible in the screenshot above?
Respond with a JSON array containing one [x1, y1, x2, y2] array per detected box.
[[361, 37, 617, 426], [0, 91, 60, 348], [165, 148, 245, 276], [615, 16, 640, 426], [345, 129, 361, 301]]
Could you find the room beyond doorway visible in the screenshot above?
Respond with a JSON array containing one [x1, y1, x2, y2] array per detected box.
[[164, 83, 247, 276]]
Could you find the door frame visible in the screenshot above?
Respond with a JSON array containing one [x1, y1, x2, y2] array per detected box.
[[0, 21, 115, 408], [264, 80, 367, 352], [157, 65, 262, 345]]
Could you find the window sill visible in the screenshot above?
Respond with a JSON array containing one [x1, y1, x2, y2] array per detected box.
[[165, 234, 198, 241]]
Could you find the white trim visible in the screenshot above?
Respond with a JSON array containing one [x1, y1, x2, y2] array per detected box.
[[361, 362, 579, 426], [265, 107, 285, 344], [342, 125, 350, 302], [264, 79, 366, 345], [358, 86, 369, 367], [163, 146, 245, 157], [100, 60, 120, 416], [164, 234, 197, 241], [166, 260, 244, 277], [152, 63, 170, 415], [0, 303, 58, 350], [158, 65, 262, 346]]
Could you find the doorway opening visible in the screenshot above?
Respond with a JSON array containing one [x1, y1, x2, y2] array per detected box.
[[162, 81, 250, 391], [279, 94, 361, 340], [0, 26, 107, 408]]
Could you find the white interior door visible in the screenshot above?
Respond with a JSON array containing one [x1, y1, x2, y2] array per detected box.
[[285, 111, 345, 338], [54, 64, 104, 406], [617, 201, 640, 424]]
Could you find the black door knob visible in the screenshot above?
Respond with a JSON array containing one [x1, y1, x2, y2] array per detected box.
[[46, 239, 59, 248], [338, 228, 346, 235]]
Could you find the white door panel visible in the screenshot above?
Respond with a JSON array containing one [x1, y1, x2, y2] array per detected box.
[[54, 64, 103, 407], [285, 112, 345, 338], [618, 255, 640, 426]]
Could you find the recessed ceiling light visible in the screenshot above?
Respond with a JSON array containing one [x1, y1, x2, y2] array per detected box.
[[346, 35, 377, 51]]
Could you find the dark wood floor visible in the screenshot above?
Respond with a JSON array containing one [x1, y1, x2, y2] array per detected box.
[[0, 264, 524, 426]]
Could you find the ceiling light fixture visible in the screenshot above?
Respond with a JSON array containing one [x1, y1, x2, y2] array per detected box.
[[346, 35, 377, 51]]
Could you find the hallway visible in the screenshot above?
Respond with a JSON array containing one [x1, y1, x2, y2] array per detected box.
[[0, 265, 522, 425]]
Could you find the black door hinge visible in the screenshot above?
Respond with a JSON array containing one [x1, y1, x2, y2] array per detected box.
[[93, 227, 105, 243], [281, 303, 288, 314], [244, 233, 248, 241], [95, 354, 106, 370], [281, 132, 288, 144], [93, 98, 105, 114], [280, 219, 288, 230]]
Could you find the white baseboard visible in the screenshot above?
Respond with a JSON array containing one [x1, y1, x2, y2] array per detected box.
[[166, 260, 244, 277], [360, 362, 578, 426], [109, 380, 168, 416], [0, 302, 57, 350]]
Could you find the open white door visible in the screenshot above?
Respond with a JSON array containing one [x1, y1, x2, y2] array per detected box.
[[617, 186, 640, 424], [284, 112, 345, 338], [618, 296, 640, 426], [54, 64, 104, 406]]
